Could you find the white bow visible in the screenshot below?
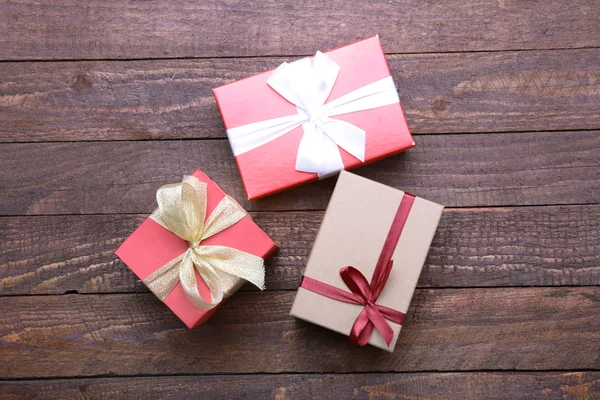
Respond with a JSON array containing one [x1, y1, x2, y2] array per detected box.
[[226, 51, 400, 178]]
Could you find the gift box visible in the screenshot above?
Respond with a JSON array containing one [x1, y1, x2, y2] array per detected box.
[[213, 35, 414, 200], [290, 171, 443, 351], [115, 170, 278, 328]]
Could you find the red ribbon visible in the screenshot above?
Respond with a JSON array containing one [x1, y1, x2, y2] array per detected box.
[[300, 193, 415, 346]]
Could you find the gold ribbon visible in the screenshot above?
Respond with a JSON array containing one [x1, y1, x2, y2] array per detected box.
[[143, 175, 265, 310]]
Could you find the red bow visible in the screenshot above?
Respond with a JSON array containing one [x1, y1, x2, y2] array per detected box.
[[300, 193, 415, 347], [301, 261, 405, 345]]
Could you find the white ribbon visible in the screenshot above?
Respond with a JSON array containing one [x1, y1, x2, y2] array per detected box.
[[226, 51, 400, 178]]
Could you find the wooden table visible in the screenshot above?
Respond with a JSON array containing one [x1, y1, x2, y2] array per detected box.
[[1, 1, 599, 398]]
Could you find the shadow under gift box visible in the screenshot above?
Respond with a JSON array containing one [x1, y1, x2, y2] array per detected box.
[[291, 171, 443, 352], [213, 35, 415, 200], [115, 170, 278, 328]]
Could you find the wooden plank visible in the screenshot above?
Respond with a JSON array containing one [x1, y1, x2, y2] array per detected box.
[[1, 0, 599, 60], [1, 372, 598, 399], [1, 206, 599, 295], [2, 48, 600, 142], [0, 288, 598, 378], [1, 131, 598, 215]]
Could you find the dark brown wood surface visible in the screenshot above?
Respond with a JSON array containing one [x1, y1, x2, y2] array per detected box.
[[1, 131, 599, 215], [0, 0, 599, 398], [2, 48, 600, 142], [1, 288, 599, 378], [2, 0, 599, 60], [1, 372, 599, 400], [1, 205, 599, 295]]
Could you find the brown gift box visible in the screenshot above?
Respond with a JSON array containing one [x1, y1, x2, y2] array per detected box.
[[290, 171, 444, 351]]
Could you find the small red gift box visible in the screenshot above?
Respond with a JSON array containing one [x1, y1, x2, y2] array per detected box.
[[213, 35, 414, 199], [115, 170, 278, 328]]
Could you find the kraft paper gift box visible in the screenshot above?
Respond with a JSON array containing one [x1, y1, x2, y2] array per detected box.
[[213, 35, 414, 200], [290, 171, 443, 351], [115, 170, 278, 328]]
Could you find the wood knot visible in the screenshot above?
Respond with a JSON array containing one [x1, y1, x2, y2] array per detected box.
[[72, 74, 93, 90], [431, 98, 450, 113]]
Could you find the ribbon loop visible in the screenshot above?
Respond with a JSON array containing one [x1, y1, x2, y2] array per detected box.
[[227, 51, 400, 179], [144, 175, 266, 310], [179, 250, 223, 310], [340, 266, 372, 303]]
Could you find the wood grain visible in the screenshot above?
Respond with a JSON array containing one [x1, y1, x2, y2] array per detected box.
[[2, 48, 600, 142], [1, 205, 599, 295], [1, 372, 598, 399], [1, 131, 598, 215], [0, 288, 598, 378], [0, 0, 598, 391], [1, 0, 600, 61]]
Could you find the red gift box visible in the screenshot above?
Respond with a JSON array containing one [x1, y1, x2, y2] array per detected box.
[[115, 170, 278, 328], [213, 35, 414, 200]]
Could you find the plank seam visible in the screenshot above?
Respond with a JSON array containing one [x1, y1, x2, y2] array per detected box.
[[3, 128, 600, 146], [1, 202, 598, 218], [0, 369, 599, 382], [1, 45, 599, 63], [0, 286, 598, 298]]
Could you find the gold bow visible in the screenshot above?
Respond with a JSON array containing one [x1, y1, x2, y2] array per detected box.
[[143, 175, 265, 310]]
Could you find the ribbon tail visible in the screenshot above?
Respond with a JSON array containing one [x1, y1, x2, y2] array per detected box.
[[295, 121, 325, 175], [366, 304, 396, 346], [297, 119, 361, 179], [349, 308, 374, 346], [317, 134, 345, 179], [179, 250, 223, 310], [322, 118, 366, 163], [195, 245, 265, 290], [295, 126, 344, 178]]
